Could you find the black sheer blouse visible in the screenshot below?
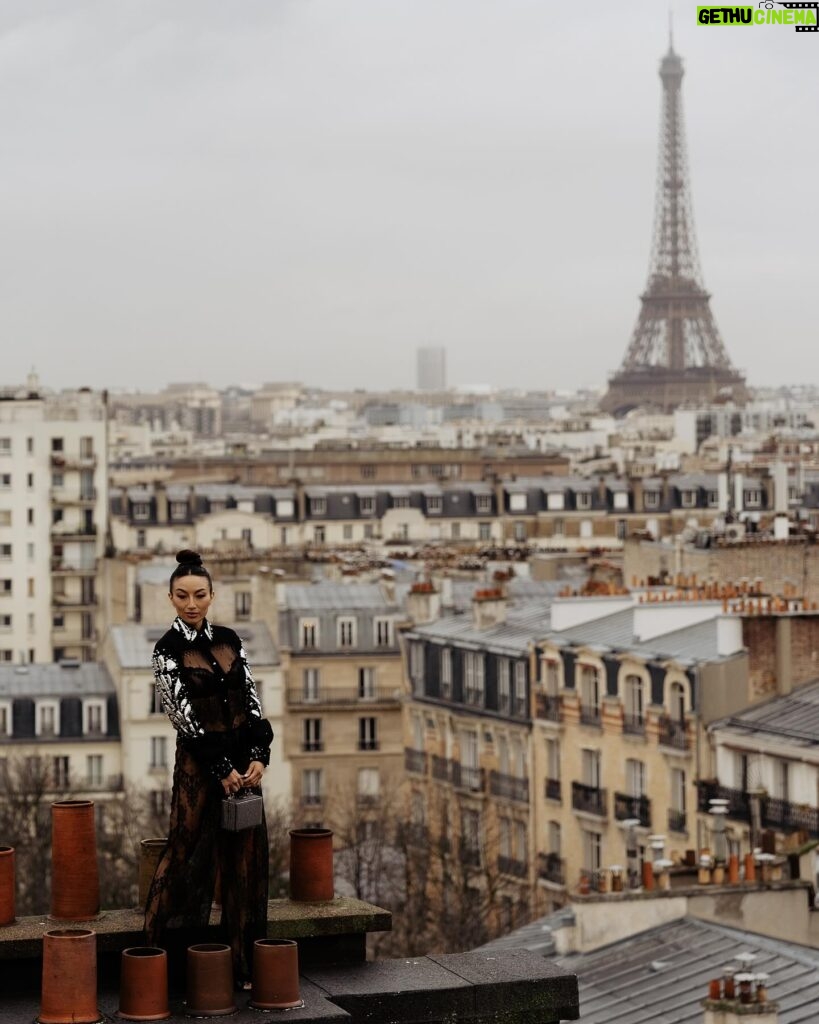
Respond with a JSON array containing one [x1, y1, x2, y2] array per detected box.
[[152, 617, 273, 781]]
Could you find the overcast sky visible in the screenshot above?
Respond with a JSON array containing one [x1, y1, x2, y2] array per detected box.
[[1, 1, 816, 395]]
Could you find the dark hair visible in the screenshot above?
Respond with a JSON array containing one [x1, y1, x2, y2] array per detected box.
[[169, 549, 213, 591]]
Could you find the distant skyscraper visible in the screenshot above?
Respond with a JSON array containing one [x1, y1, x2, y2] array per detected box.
[[416, 347, 446, 391]]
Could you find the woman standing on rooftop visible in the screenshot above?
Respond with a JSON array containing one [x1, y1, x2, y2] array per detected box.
[[144, 549, 273, 988]]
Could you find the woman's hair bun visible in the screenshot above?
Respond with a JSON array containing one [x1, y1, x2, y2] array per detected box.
[[175, 548, 203, 567]]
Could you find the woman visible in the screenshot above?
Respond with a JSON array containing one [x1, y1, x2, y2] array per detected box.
[[145, 549, 273, 987]]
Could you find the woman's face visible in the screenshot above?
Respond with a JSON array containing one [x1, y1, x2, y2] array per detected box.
[[169, 574, 214, 631]]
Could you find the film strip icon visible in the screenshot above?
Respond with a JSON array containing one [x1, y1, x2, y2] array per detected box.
[[775, 1, 819, 31]]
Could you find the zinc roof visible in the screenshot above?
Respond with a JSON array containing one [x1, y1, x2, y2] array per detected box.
[[108, 621, 280, 669], [0, 662, 115, 698], [711, 677, 819, 747], [280, 582, 408, 612]]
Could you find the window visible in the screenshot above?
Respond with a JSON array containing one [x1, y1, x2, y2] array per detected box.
[[26, 472, 33, 489], [745, 489, 762, 508], [363, 523, 373, 540], [150, 737, 168, 769], [150, 790, 169, 818], [300, 619, 319, 650], [644, 490, 660, 509], [543, 658, 559, 695], [393, 496, 410, 509], [681, 490, 697, 508], [409, 642, 424, 690], [303, 718, 322, 752], [509, 493, 527, 512], [464, 652, 485, 706], [461, 730, 479, 769], [498, 659, 511, 715], [0, 544, 10, 560], [149, 684, 164, 715], [461, 808, 481, 863], [360, 465, 376, 479], [359, 717, 378, 751], [0, 615, 10, 631], [0, 510, 9, 527], [302, 768, 322, 805], [548, 821, 562, 857], [707, 490, 719, 507], [514, 662, 527, 716], [581, 748, 601, 789], [479, 522, 491, 541], [51, 471, 64, 489], [669, 680, 686, 722], [235, 592, 252, 620], [576, 491, 592, 510], [0, 475, 10, 489], [0, 701, 11, 737], [450, 522, 461, 540], [626, 758, 646, 797], [476, 495, 492, 514], [358, 667, 376, 699], [83, 700, 106, 736], [0, 580, 10, 596], [342, 524, 353, 541], [616, 519, 627, 540], [86, 754, 103, 787], [27, 508, 34, 525], [337, 617, 356, 648], [775, 760, 790, 801], [360, 496, 375, 516], [53, 756, 70, 789], [313, 525, 326, 544], [80, 436, 94, 458], [513, 521, 526, 542], [36, 701, 60, 737], [427, 496, 442, 515], [671, 768, 686, 812], [169, 501, 188, 520], [374, 617, 392, 647], [580, 665, 601, 721], [582, 830, 602, 874], [624, 674, 645, 727], [553, 517, 565, 536], [546, 738, 560, 780], [0, 438, 9, 455], [441, 648, 452, 699], [302, 668, 320, 701], [310, 497, 326, 516], [132, 502, 151, 520], [358, 767, 380, 804]]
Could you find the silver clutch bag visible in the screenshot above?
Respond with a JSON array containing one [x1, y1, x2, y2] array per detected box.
[[221, 790, 264, 831]]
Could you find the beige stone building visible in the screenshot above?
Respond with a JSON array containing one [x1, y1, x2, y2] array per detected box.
[[277, 582, 406, 832]]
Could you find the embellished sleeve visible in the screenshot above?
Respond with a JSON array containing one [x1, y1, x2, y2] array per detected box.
[[238, 640, 273, 766], [152, 645, 234, 781]]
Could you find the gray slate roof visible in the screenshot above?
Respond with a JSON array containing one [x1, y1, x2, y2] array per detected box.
[[280, 582, 408, 612], [712, 677, 819, 748], [480, 916, 819, 1024], [108, 621, 280, 669], [0, 662, 115, 697]]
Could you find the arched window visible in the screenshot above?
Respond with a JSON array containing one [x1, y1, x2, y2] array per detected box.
[[669, 680, 686, 722], [624, 674, 645, 733]]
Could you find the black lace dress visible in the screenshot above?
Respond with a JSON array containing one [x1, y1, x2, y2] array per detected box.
[[144, 617, 273, 979]]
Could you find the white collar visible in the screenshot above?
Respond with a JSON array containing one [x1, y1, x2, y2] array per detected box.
[[172, 616, 213, 642]]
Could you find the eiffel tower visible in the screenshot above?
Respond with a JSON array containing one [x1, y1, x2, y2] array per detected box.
[[601, 40, 748, 415]]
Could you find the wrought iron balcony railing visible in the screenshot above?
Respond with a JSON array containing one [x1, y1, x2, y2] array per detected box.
[[404, 748, 428, 775], [572, 781, 608, 817], [614, 792, 651, 828], [488, 771, 529, 803], [544, 777, 561, 802], [537, 852, 565, 886]]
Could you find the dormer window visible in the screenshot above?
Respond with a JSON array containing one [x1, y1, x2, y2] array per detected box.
[[745, 489, 762, 508], [509, 493, 527, 512], [310, 498, 326, 516], [681, 490, 697, 508], [169, 502, 188, 520], [427, 496, 442, 514], [36, 700, 60, 738], [360, 496, 375, 516], [393, 496, 410, 509], [644, 490, 660, 509], [132, 502, 151, 521], [476, 495, 492, 514], [576, 491, 592, 510], [83, 699, 107, 737]]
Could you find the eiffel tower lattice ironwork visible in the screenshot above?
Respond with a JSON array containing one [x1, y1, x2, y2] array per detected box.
[[601, 41, 747, 414]]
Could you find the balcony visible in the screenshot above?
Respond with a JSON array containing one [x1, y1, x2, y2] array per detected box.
[[287, 688, 401, 707], [579, 704, 602, 728], [50, 524, 97, 540], [537, 852, 565, 886], [51, 454, 97, 470], [52, 595, 97, 609], [459, 842, 481, 868], [358, 740, 380, 752], [614, 792, 651, 828], [762, 797, 819, 836], [50, 559, 96, 575], [489, 771, 529, 804], [658, 715, 690, 751], [668, 809, 687, 833], [451, 763, 484, 794], [622, 714, 646, 737], [544, 777, 561, 802], [302, 741, 324, 752], [405, 748, 427, 775], [50, 488, 97, 505], [497, 855, 528, 879], [696, 782, 750, 822], [535, 693, 562, 723], [431, 755, 451, 782], [571, 781, 608, 817]]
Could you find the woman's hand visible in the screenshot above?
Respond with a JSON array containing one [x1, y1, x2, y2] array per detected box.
[[221, 769, 244, 796], [242, 761, 265, 788]]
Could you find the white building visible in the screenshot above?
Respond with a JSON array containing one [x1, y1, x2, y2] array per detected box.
[[0, 381, 108, 663]]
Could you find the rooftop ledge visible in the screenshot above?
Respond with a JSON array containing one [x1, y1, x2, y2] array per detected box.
[[0, 895, 392, 960]]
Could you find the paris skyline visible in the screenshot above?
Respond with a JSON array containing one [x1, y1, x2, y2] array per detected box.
[[0, 0, 816, 395]]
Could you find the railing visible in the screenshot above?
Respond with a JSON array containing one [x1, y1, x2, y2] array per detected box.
[[579, 705, 602, 727], [300, 794, 323, 807], [50, 488, 97, 504], [668, 809, 687, 833], [658, 715, 690, 751], [489, 771, 529, 803], [302, 741, 324, 752], [622, 714, 646, 737], [451, 763, 484, 793], [614, 792, 651, 827], [537, 852, 565, 886], [572, 781, 608, 817], [79, 774, 124, 792], [431, 755, 450, 782], [404, 748, 427, 775], [287, 688, 401, 707], [497, 855, 528, 879], [696, 781, 819, 837], [535, 693, 562, 722], [460, 842, 481, 868], [50, 525, 97, 537], [544, 777, 561, 802], [358, 740, 380, 752]]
